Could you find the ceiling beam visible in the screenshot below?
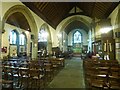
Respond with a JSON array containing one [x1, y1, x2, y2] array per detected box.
[[23, 2, 56, 29], [104, 2, 119, 18]]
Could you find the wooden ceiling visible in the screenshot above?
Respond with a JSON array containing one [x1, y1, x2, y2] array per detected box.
[[65, 20, 89, 34], [6, 2, 119, 33], [6, 12, 31, 31], [21, 2, 119, 29]]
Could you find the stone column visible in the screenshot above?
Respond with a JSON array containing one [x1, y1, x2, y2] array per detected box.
[[47, 41, 52, 54], [31, 38, 38, 60], [0, 1, 1, 59], [0, 36, 1, 90]]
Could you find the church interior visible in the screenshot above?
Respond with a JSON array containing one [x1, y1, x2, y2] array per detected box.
[[0, 1, 120, 89]]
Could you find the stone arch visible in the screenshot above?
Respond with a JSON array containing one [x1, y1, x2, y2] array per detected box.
[[2, 5, 38, 58], [59, 15, 91, 33], [2, 5, 37, 36], [39, 23, 52, 54], [40, 23, 52, 41], [56, 15, 91, 52]]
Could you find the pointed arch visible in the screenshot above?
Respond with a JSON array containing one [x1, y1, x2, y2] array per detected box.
[[58, 15, 91, 34], [2, 5, 38, 58], [9, 29, 19, 45], [40, 23, 52, 42], [19, 32, 27, 46], [38, 23, 52, 54], [2, 5, 37, 35], [73, 30, 82, 44]]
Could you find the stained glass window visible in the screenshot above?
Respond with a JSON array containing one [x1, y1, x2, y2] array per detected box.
[[10, 30, 17, 44], [38, 29, 48, 42], [19, 34, 25, 45], [74, 31, 81, 43]]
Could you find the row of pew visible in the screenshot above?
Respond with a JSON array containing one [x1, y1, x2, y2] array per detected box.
[[83, 58, 120, 89], [1, 57, 65, 89]]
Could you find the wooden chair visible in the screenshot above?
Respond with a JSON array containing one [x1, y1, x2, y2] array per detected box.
[[89, 75, 108, 89], [29, 69, 45, 89], [109, 66, 120, 79], [3, 67, 13, 80], [19, 68, 29, 88], [1, 79, 13, 89], [2, 66, 13, 89], [49, 58, 59, 74], [108, 77, 120, 89], [44, 62, 53, 82]]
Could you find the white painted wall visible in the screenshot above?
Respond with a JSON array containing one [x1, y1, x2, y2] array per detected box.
[[2, 23, 31, 58], [1, 1, 57, 59]]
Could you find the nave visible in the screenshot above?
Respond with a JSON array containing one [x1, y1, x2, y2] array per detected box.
[[48, 57, 85, 88]]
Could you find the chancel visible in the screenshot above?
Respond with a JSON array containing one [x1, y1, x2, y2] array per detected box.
[[1, 1, 120, 89]]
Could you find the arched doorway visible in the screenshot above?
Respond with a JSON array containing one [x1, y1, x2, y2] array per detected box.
[[38, 23, 52, 57], [38, 27, 48, 57]]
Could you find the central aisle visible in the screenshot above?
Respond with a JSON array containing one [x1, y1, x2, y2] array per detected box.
[[48, 57, 85, 88]]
